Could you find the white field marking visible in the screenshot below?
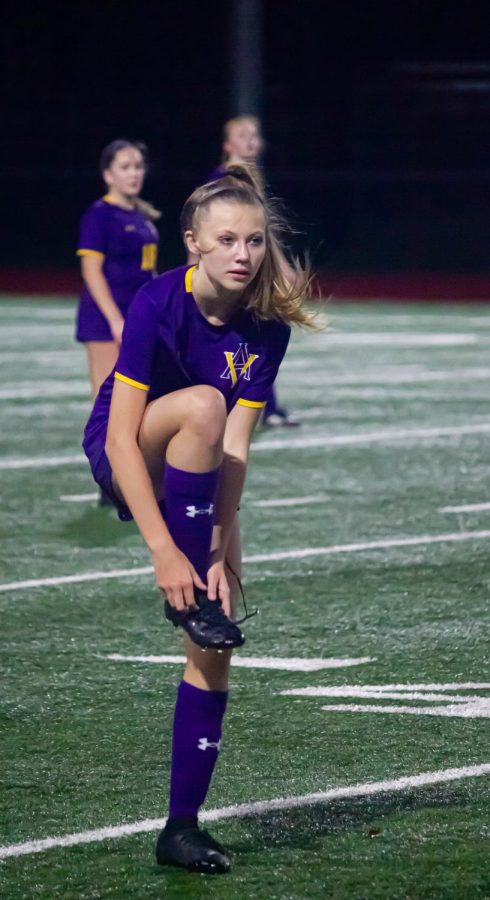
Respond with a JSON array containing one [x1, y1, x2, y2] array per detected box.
[[0, 383, 89, 401], [281, 688, 487, 702], [320, 702, 490, 718], [439, 501, 490, 514], [2, 529, 490, 594], [281, 682, 490, 694], [0, 309, 75, 320], [0, 566, 153, 593], [1, 763, 489, 860], [60, 493, 99, 503], [250, 495, 327, 508], [281, 366, 490, 385], [253, 422, 490, 452], [291, 389, 490, 415], [9, 402, 90, 420], [103, 654, 375, 671], [244, 530, 490, 564], [0, 350, 82, 361], [5, 420, 490, 472], [281, 683, 490, 719], [0, 454, 85, 471], [0, 323, 74, 334], [292, 332, 479, 347]]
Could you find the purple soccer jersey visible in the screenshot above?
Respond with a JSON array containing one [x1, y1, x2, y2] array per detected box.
[[83, 264, 290, 496], [75, 195, 159, 342]]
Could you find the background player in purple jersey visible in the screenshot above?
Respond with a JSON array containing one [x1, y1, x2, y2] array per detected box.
[[208, 116, 301, 428], [83, 165, 313, 874], [75, 139, 160, 398], [208, 114, 264, 182]]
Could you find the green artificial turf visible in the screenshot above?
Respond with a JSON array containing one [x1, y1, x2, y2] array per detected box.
[[1, 297, 489, 898]]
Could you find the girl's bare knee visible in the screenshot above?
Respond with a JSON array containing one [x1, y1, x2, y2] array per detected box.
[[186, 386, 227, 446]]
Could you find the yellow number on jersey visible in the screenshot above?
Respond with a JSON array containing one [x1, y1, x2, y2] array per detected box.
[[141, 243, 157, 271]]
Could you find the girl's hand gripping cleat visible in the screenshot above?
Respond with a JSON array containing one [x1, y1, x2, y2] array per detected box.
[[164, 588, 245, 650]]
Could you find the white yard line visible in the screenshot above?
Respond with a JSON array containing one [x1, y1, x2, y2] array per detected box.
[[253, 422, 490, 451], [0, 384, 89, 401], [2, 529, 490, 594], [1, 324, 74, 335], [280, 687, 489, 701], [244, 530, 490, 563], [0, 566, 153, 593], [0, 350, 82, 360], [4, 420, 490, 471], [280, 683, 490, 719], [281, 682, 490, 693], [281, 366, 490, 385], [0, 454, 86, 471], [293, 393, 490, 416], [294, 333, 479, 347], [320, 702, 490, 718], [60, 493, 99, 503], [0, 312, 75, 321], [103, 654, 375, 671], [249, 495, 327, 508], [1, 763, 488, 860], [439, 501, 490, 514]]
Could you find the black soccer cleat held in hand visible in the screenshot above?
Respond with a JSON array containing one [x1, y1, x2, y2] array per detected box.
[[156, 821, 231, 874], [164, 588, 245, 650]]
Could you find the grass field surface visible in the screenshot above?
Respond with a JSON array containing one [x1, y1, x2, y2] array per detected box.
[[1, 296, 489, 898]]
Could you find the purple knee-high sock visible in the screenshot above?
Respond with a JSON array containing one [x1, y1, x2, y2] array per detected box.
[[163, 462, 220, 583], [164, 464, 226, 824], [169, 681, 228, 820]]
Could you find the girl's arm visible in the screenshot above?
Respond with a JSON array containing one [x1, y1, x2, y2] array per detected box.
[[105, 380, 206, 609], [80, 255, 125, 344], [207, 403, 262, 610]]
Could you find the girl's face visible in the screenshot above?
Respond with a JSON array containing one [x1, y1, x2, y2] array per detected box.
[[103, 147, 145, 198], [224, 121, 261, 162], [187, 200, 266, 293]]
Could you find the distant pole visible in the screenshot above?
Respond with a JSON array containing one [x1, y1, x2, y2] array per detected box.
[[229, 0, 263, 118]]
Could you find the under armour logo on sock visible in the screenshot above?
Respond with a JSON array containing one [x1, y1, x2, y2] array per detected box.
[[198, 737, 221, 752], [186, 504, 214, 518]]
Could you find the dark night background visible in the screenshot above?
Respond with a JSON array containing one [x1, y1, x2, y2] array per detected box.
[[2, 0, 490, 277]]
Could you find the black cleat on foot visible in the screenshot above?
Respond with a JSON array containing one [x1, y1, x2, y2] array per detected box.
[[156, 821, 230, 874], [165, 588, 245, 650]]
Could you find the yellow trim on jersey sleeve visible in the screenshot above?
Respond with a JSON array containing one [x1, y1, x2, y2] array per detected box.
[[237, 398, 266, 409], [185, 265, 197, 293], [114, 372, 150, 391], [76, 249, 105, 260]]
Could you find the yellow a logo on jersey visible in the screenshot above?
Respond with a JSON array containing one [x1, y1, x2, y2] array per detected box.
[[221, 343, 259, 385]]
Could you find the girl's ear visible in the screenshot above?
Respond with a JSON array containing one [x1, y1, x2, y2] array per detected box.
[[184, 229, 200, 256], [102, 168, 112, 188]]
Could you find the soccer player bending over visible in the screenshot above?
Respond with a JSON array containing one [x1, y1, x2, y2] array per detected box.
[[83, 165, 314, 873]]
